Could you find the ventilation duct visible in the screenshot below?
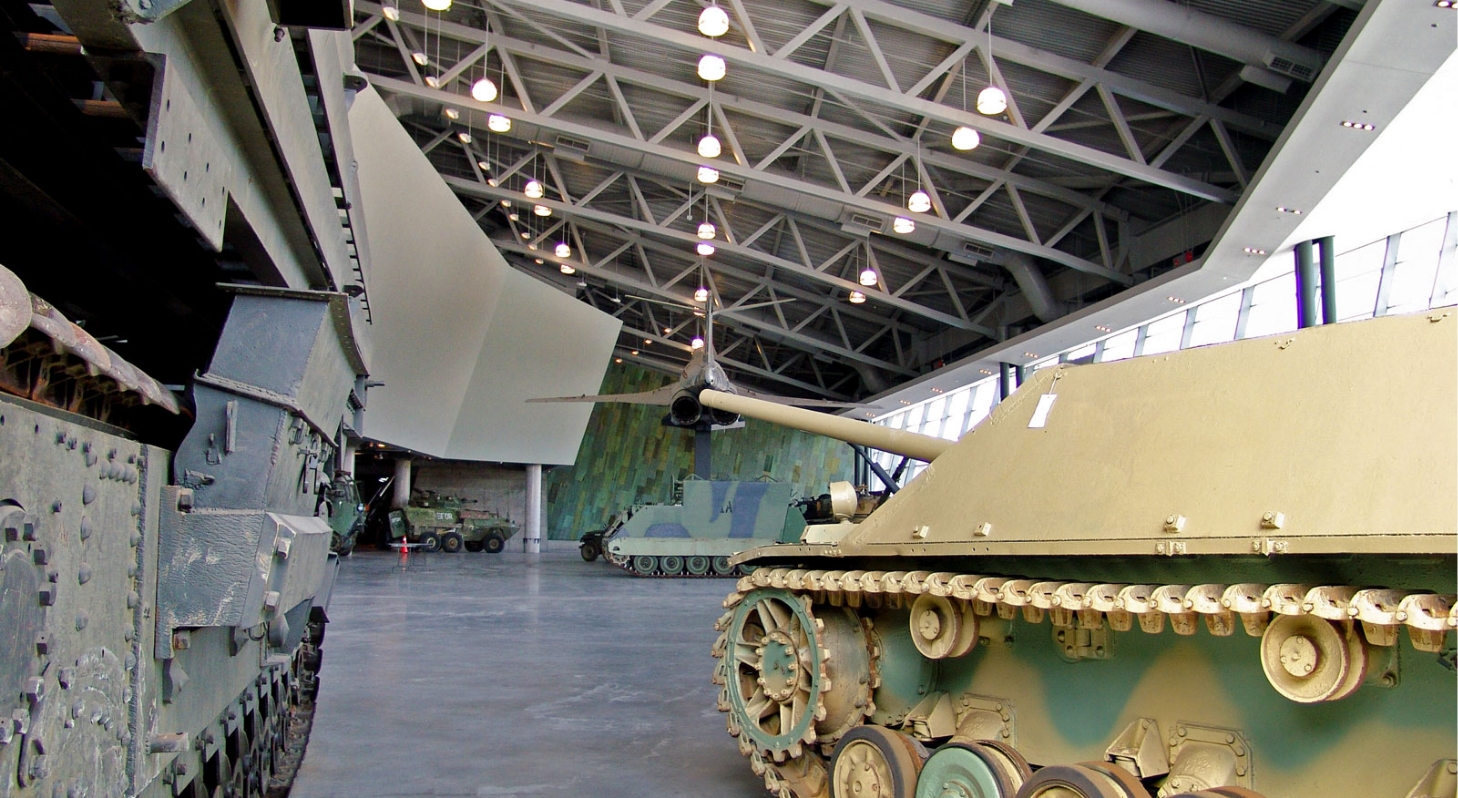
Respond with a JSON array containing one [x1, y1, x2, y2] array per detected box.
[[1004, 253, 1061, 323], [1042, 0, 1323, 85]]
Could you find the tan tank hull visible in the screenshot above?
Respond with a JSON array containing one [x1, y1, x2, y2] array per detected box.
[[710, 310, 1457, 798]]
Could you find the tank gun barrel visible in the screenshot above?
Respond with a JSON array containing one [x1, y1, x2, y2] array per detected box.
[[699, 389, 951, 462]]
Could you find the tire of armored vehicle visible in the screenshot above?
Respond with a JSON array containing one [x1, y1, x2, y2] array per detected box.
[[702, 311, 1456, 798]]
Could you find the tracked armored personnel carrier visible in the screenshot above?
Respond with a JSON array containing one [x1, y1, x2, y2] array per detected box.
[[591, 479, 809, 577], [387, 491, 520, 553], [706, 311, 1456, 798]]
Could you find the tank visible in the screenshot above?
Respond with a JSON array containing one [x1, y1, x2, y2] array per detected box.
[[387, 491, 520, 553], [586, 479, 812, 577], [1, 269, 366, 798], [703, 311, 1457, 798]]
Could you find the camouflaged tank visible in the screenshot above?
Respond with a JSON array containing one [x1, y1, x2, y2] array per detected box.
[[702, 311, 1457, 798], [594, 478, 809, 577]]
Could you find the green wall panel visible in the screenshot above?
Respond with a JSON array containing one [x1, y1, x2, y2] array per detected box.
[[543, 362, 855, 539]]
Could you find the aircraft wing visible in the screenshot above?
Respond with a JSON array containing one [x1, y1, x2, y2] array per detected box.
[[527, 384, 679, 406]]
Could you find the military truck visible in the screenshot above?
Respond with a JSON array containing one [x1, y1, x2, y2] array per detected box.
[[589, 478, 809, 576], [317, 471, 366, 556], [387, 491, 520, 553], [705, 312, 1456, 798]]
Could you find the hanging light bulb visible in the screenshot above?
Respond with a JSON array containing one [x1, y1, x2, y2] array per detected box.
[[951, 126, 981, 151], [859, 267, 878, 286], [555, 242, 572, 258], [694, 286, 710, 302], [500, 199, 512, 207], [691, 336, 705, 349], [524, 179, 544, 199], [697, 221, 716, 240], [507, 212, 518, 221], [893, 217, 915, 234], [520, 231, 530, 238], [457, 131, 472, 144], [697, 166, 720, 184], [487, 177, 499, 187], [559, 263, 576, 275], [908, 189, 931, 213], [533, 204, 552, 217], [697, 134, 721, 159], [443, 107, 460, 120], [487, 114, 511, 132], [528, 241, 538, 250], [471, 77, 498, 103], [696, 242, 716, 256], [381, 1, 400, 20], [698, 5, 730, 37], [425, 75, 441, 88], [421, 0, 450, 11], [977, 86, 1007, 115], [411, 52, 428, 66], [697, 54, 726, 81], [848, 290, 867, 304]]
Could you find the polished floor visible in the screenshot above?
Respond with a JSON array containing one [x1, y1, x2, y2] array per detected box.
[[290, 549, 765, 798]]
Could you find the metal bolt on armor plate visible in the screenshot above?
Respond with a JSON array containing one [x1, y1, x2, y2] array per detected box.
[[146, 733, 190, 754], [35, 632, 49, 654], [79, 517, 92, 540], [77, 563, 92, 584], [82, 484, 96, 505]]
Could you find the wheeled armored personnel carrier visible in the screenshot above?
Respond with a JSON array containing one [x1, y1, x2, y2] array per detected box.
[[705, 311, 1456, 798], [585, 478, 809, 577], [387, 491, 520, 553]]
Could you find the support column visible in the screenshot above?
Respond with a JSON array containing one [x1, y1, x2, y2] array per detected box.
[[391, 458, 411, 509], [998, 362, 1016, 401], [524, 463, 542, 553], [1318, 236, 1338, 324], [341, 440, 358, 475], [1295, 240, 1319, 328]]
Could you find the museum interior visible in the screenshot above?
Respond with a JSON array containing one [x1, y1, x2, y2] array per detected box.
[[0, 0, 1453, 796]]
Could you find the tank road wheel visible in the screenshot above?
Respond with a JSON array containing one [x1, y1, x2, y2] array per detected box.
[[909, 594, 979, 660], [712, 556, 734, 575], [1012, 762, 1152, 798], [465, 540, 484, 553], [483, 534, 506, 554], [830, 725, 926, 798], [721, 589, 873, 760], [660, 555, 685, 576], [686, 555, 711, 576], [440, 532, 464, 553], [631, 555, 659, 575], [915, 741, 1029, 798], [1166, 790, 1269, 798], [418, 532, 441, 552], [1259, 614, 1370, 703], [580, 541, 601, 562]]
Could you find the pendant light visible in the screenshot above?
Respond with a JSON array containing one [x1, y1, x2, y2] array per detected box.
[[559, 263, 576, 275], [697, 134, 721, 159], [694, 286, 710, 302], [487, 114, 511, 132], [382, 1, 399, 20], [848, 290, 867, 304], [533, 204, 552, 217], [472, 77, 498, 102], [555, 241, 571, 258], [697, 166, 719, 184], [697, 221, 716, 240], [422, 0, 450, 11], [698, 5, 729, 37], [696, 242, 716, 256], [951, 52, 981, 150], [524, 179, 544, 199], [907, 144, 931, 213], [893, 217, 915, 234], [976, 12, 1007, 116], [859, 266, 878, 286], [691, 336, 705, 349], [697, 54, 726, 82]]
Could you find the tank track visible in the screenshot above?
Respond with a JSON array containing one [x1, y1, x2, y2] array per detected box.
[[711, 566, 1457, 798], [603, 552, 744, 578]]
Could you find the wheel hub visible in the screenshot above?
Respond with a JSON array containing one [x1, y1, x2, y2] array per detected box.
[[1278, 634, 1318, 677], [758, 631, 801, 701]]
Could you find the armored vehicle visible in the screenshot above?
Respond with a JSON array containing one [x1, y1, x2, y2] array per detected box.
[[1, 268, 364, 798], [318, 472, 366, 556], [589, 479, 809, 577], [704, 311, 1456, 798], [387, 491, 520, 553]]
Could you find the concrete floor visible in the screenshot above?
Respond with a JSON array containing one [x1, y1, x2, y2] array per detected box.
[[290, 549, 767, 798]]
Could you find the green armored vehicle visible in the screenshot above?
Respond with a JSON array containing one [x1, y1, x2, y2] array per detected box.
[[317, 471, 366, 556], [705, 312, 1456, 798], [590, 479, 810, 577], [387, 490, 520, 553]]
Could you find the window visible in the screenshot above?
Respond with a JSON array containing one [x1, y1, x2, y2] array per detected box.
[[1385, 218, 1447, 316], [967, 380, 996, 430], [1186, 291, 1241, 347], [1140, 311, 1186, 355], [1098, 329, 1138, 362], [920, 397, 947, 438], [942, 388, 971, 440], [1064, 342, 1097, 363], [1334, 238, 1387, 321], [1242, 272, 1298, 339]]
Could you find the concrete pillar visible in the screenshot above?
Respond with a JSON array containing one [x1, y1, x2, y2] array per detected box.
[[341, 440, 358, 475], [392, 458, 412, 509], [1318, 236, 1338, 325], [1295, 239, 1319, 328], [524, 463, 542, 553]]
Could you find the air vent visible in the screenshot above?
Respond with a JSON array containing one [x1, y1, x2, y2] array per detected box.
[[848, 212, 887, 232], [1263, 54, 1317, 82], [553, 134, 592, 161], [715, 174, 746, 193], [962, 241, 995, 259]]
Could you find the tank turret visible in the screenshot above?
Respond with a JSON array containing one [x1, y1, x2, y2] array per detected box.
[[708, 311, 1456, 798]]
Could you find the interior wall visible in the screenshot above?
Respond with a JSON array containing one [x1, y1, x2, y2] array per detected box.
[[543, 362, 856, 540], [411, 462, 528, 530]]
